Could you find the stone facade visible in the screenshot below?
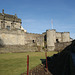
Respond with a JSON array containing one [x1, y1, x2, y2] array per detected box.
[[43, 29, 72, 51], [0, 9, 73, 53]]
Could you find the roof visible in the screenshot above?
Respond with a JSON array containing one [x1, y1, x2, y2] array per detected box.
[[0, 12, 21, 23]]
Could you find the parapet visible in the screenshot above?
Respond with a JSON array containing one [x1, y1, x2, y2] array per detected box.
[[46, 29, 56, 32]]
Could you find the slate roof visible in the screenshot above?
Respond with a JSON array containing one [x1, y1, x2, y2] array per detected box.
[[0, 13, 21, 23]]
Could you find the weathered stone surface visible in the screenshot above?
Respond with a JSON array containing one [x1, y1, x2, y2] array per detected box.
[[0, 45, 39, 53], [55, 42, 72, 51], [0, 10, 73, 53]]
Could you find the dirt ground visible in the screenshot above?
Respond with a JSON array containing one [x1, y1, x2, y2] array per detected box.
[[21, 64, 52, 75]]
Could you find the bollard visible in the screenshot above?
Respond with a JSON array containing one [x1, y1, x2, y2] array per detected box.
[[45, 52, 48, 70], [27, 55, 29, 75]]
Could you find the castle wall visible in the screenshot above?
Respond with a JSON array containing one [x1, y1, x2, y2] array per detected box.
[[0, 28, 72, 52], [61, 32, 70, 42], [56, 32, 62, 42], [36, 35, 44, 46], [0, 30, 25, 45], [0, 20, 21, 30], [24, 33, 44, 47], [0, 10, 72, 52], [55, 42, 71, 51], [0, 45, 39, 53], [14, 22, 21, 29]]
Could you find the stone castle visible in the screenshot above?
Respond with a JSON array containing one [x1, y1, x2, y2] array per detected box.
[[0, 9, 72, 53]]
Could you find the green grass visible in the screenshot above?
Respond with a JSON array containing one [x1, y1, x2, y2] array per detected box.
[[0, 52, 57, 75]]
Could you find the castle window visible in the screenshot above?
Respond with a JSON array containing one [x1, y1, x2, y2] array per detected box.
[[6, 26, 10, 30], [56, 39, 59, 43], [44, 35, 46, 41], [32, 40, 35, 43]]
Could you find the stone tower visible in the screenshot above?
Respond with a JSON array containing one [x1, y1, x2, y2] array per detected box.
[[46, 29, 56, 51], [61, 32, 70, 42]]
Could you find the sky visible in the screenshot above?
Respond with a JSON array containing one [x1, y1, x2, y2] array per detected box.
[[0, 0, 75, 39]]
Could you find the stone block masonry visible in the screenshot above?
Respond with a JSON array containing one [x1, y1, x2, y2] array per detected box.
[[0, 9, 73, 53], [0, 29, 25, 45]]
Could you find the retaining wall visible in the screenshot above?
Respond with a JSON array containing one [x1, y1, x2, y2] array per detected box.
[[55, 42, 72, 51]]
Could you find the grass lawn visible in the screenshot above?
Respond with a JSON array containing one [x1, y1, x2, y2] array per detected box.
[[0, 52, 57, 75]]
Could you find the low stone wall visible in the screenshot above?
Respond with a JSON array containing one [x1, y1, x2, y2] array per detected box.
[[55, 42, 72, 51], [0, 42, 72, 53], [0, 45, 44, 53], [47, 46, 55, 51]]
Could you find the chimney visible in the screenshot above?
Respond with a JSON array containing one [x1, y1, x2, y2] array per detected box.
[[2, 9, 4, 14]]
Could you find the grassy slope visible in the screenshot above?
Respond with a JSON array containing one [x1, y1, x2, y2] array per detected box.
[[0, 52, 57, 75]]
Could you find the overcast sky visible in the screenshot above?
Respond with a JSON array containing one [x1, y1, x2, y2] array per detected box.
[[0, 0, 75, 39]]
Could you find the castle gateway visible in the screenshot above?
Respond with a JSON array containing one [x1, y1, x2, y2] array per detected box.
[[0, 9, 72, 53]]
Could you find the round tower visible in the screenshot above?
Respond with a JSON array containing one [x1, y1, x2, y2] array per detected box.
[[46, 29, 56, 51]]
